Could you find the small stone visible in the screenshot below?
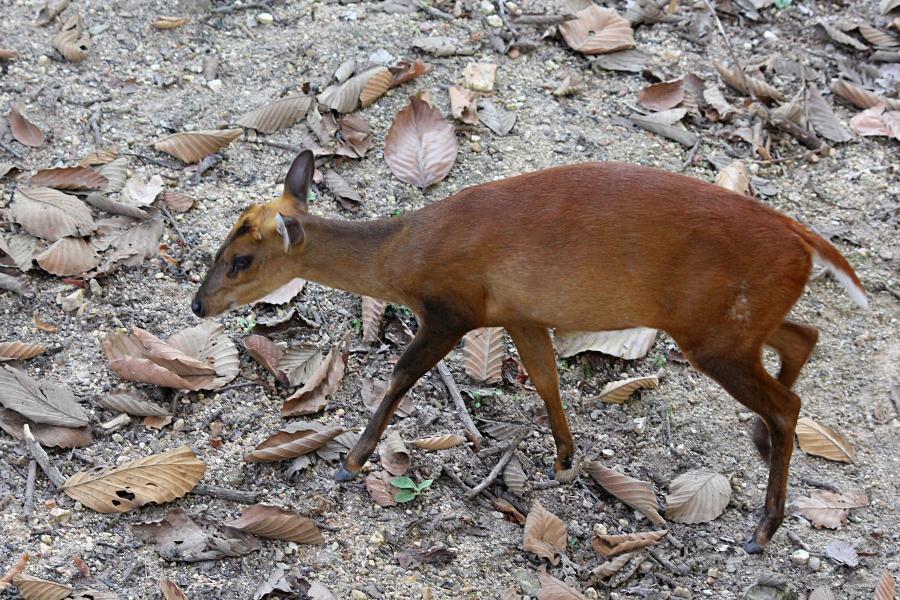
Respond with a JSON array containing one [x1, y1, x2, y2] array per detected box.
[[350, 591, 368, 600], [486, 14, 503, 28], [256, 12, 274, 25], [601, 448, 615, 458], [421, 588, 434, 600], [673, 587, 692, 599], [479, 0, 495, 13], [707, 567, 719, 579], [89, 278, 103, 297], [89, 23, 109, 35], [763, 30, 778, 42], [791, 549, 810, 565], [59, 289, 85, 313], [463, 63, 498, 92], [206, 79, 223, 93], [738, 412, 754, 422], [40, 534, 52, 545], [808, 556, 821, 571], [38, 55, 51, 66]]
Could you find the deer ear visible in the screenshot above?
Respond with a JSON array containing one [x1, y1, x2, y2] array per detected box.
[[275, 213, 305, 252], [283, 150, 315, 211]]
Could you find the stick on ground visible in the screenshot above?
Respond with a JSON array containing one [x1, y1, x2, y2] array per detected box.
[[436, 360, 484, 449], [23, 460, 36, 518], [466, 433, 526, 498], [22, 425, 66, 488], [192, 484, 261, 504]]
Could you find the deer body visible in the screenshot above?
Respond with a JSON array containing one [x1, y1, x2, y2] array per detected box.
[[193, 152, 866, 554]]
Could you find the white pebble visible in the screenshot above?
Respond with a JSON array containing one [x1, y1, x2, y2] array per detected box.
[[256, 12, 274, 25]]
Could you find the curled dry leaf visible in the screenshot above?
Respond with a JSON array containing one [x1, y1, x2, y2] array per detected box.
[[818, 21, 868, 51], [98, 390, 170, 416], [503, 456, 527, 496], [795, 416, 854, 462], [523, 500, 567, 565], [449, 85, 478, 125], [0, 364, 89, 427], [462, 327, 507, 384], [590, 551, 637, 581], [121, 174, 164, 207], [159, 578, 188, 600], [360, 68, 393, 107], [244, 334, 287, 384], [62, 445, 206, 513], [254, 277, 306, 305], [282, 332, 350, 417], [35, 0, 70, 26], [789, 489, 868, 529], [824, 540, 859, 567], [553, 73, 583, 97], [638, 80, 685, 111], [554, 328, 657, 359], [318, 66, 388, 113], [2, 233, 35, 271], [11, 187, 95, 241], [384, 95, 458, 189], [493, 498, 526, 524], [132, 508, 259, 562], [850, 104, 900, 140], [361, 296, 387, 344], [78, 147, 119, 167], [154, 129, 243, 163], [560, 6, 635, 54], [715, 160, 751, 195], [875, 570, 896, 600], [12, 574, 73, 600], [536, 568, 589, 600], [224, 504, 325, 544], [478, 100, 516, 136], [0, 408, 92, 448], [379, 429, 410, 476], [246, 421, 344, 462], [629, 108, 697, 146], [0, 341, 47, 361], [54, 13, 90, 62], [665, 470, 731, 524], [365, 471, 398, 507], [594, 376, 659, 404], [703, 85, 737, 122], [236, 95, 312, 134], [592, 529, 667, 558], [858, 24, 898, 47], [590, 49, 649, 73], [277, 344, 321, 387], [33, 310, 58, 333], [144, 415, 172, 430], [30, 167, 107, 191], [390, 59, 429, 88], [583, 461, 665, 525], [162, 191, 194, 213], [806, 85, 853, 143], [337, 114, 372, 158], [714, 62, 784, 102], [0, 163, 21, 180], [97, 157, 128, 193], [7, 102, 45, 147], [324, 170, 362, 212], [411, 433, 466, 451], [361, 377, 413, 417], [35, 237, 100, 276], [0, 268, 34, 298], [153, 16, 189, 30]]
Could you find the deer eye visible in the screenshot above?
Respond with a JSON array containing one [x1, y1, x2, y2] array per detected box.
[[228, 255, 253, 276]]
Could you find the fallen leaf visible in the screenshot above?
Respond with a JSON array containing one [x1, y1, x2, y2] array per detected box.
[[462, 327, 506, 384], [396, 546, 456, 569], [554, 328, 657, 359], [0, 163, 22, 179], [0, 341, 47, 361], [806, 84, 854, 143], [875, 570, 896, 600], [536, 567, 588, 599], [630, 112, 698, 146], [324, 170, 362, 211], [361, 377, 413, 417], [97, 390, 171, 417], [254, 277, 306, 305], [523, 500, 567, 564], [244, 335, 287, 384], [318, 66, 389, 113], [35, 237, 100, 276], [10, 187, 95, 241], [411, 433, 466, 450], [159, 578, 188, 600], [277, 344, 321, 387], [379, 429, 410, 476], [795, 416, 854, 462], [384, 95, 458, 189], [246, 421, 344, 462], [665, 470, 731, 524], [12, 574, 72, 600], [96, 157, 128, 193], [7, 102, 44, 147], [78, 147, 119, 167], [463, 63, 497, 92], [121, 174, 164, 207], [824, 540, 859, 567], [144, 415, 173, 430], [236, 95, 312, 134], [818, 21, 868, 51], [560, 6, 635, 54], [715, 160, 751, 195], [703, 85, 737, 122], [389, 59, 429, 87], [584, 461, 665, 525], [882, 0, 900, 15], [858, 23, 898, 46], [411, 36, 478, 57], [0, 364, 89, 427], [589, 552, 637, 581], [0, 268, 34, 298], [493, 498, 526, 523], [224, 504, 325, 544], [91, 213, 164, 273], [153, 129, 243, 163], [35, 0, 70, 26], [32, 311, 57, 333], [789, 489, 868, 529], [53, 13, 90, 62], [714, 61, 784, 102], [503, 456, 527, 496], [29, 167, 107, 191], [638, 79, 685, 111], [592, 529, 667, 558], [62, 445, 206, 513], [361, 296, 386, 344], [594, 376, 659, 404], [0, 408, 92, 448], [360, 68, 394, 107], [590, 49, 649, 72], [282, 332, 350, 417], [2, 234, 35, 272], [365, 471, 398, 507], [132, 507, 259, 562], [449, 86, 478, 124], [161, 191, 194, 213]]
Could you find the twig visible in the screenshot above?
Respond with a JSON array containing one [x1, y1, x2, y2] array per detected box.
[[441, 465, 473, 494], [416, 1, 454, 20], [748, 146, 828, 164], [120, 560, 143, 584], [0, 139, 26, 161], [122, 152, 182, 170], [513, 13, 575, 25], [494, 0, 519, 35], [192, 407, 224, 433], [786, 529, 810, 551], [211, 1, 272, 13], [22, 425, 66, 488], [23, 460, 37, 518], [799, 475, 841, 494], [160, 206, 194, 249], [532, 480, 561, 490], [89, 110, 102, 145], [190, 153, 222, 185], [436, 360, 484, 449], [663, 397, 674, 451], [648, 548, 688, 576], [247, 138, 303, 152], [466, 433, 526, 498], [192, 484, 261, 504], [215, 381, 262, 394], [680, 136, 701, 171]]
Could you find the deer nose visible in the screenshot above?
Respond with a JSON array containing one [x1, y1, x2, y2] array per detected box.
[[191, 297, 205, 317]]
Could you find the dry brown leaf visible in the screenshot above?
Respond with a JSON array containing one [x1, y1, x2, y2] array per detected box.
[[361, 377, 413, 417], [389, 59, 429, 88], [361, 296, 386, 344], [244, 334, 287, 384], [282, 332, 350, 417], [62, 445, 206, 513], [882, 0, 900, 14], [818, 21, 868, 51], [590, 49, 649, 73], [592, 529, 667, 558], [850, 104, 900, 140], [831, 79, 900, 111], [35, 0, 70, 26], [0, 163, 22, 179], [796, 416, 854, 462], [337, 114, 372, 158], [97, 390, 170, 417], [665, 471, 731, 523], [825, 540, 859, 567], [224, 504, 325, 544], [806, 84, 854, 143], [523, 500, 567, 565], [2, 234, 35, 272], [324, 170, 362, 212], [29, 167, 107, 191], [789, 489, 868, 529], [449, 85, 478, 125], [462, 327, 506, 384], [858, 24, 898, 47], [584, 461, 665, 525], [91, 213, 164, 273], [0, 341, 47, 361], [554, 328, 657, 359], [78, 147, 118, 167], [0, 364, 89, 427], [0, 48, 18, 60], [703, 84, 737, 122], [478, 99, 517, 136], [714, 61, 784, 102], [560, 6, 635, 54], [594, 376, 659, 404], [463, 63, 497, 92], [503, 456, 527, 496], [236, 95, 312, 134], [10, 187, 95, 241], [630, 113, 698, 147], [360, 68, 393, 107], [154, 129, 242, 163], [152, 16, 189, 30], [159, 578, 188, 600], [8, 102, 45, 147], [254, 277, 306, 305], [0, 408, 92, 448], [132, 508, 259, 562], [144, 415, 173, 430], [638, 79, 685, 111], [0, 268, 33, 298], [277, 344, 321, 387], [536, 568, 588, 600], [33, 310, 58, 333], [12, 574, 72, 600], [365, 471, 398, 507], [96, 157, 128, 193], [715, 160, 751, 195], [553, 72, 583, 97], [121, 174, 164, 207], [161, 191, 194, 213], [875, 570, 896, 600], [384, 94, 458, 189], [35, 237, 100, 276], [379, 429, 410, 476], [319, 66, 388, 113], [53, 13, 90, 62], [589, 551, 637, 581], [246, 421, 344, 462], [411, 433, 466, 451], [492, 498, 526, 524]]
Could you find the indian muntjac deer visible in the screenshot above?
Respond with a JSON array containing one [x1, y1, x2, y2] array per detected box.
[[193, 150, 867, 553]]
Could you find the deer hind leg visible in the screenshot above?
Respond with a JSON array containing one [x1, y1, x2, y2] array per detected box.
[[684, 346, 800, 553], [753, 321, 819, 463], [506, 326, 578, 483]]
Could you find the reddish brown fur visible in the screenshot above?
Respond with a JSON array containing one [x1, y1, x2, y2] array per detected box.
[[194, 153, 865, 553]]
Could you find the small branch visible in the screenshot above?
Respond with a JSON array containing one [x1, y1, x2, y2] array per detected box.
[[416, 1, 454, 20], [436, 360, 484, 449], [0, 139, 26, 161], [192, 484, 261, 504], [89, 110, 102, 145], [190, 153, 222, 185], [23, 460, 37, 518], [465, 433, 526, 498], [494, 0, 519, 36], [160, 206, 194, 249], [442, 465, 473, 494], [120, 560, 143, 584], [798, 475, 841, 494], [122, 152, 182, 170], [513, 13, 575, 25], [192, 407, 224, 433], [680, 136, 701, 171], [532, 480, 561, 490], [23, 425, 66, 488], [786, 530, 810, 551], [211, 1, 272, 14], [246, 138, 303, 152], [215, 381, 262, 394]]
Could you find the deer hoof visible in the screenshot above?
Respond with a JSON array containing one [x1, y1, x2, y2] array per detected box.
[[743, 537, 766, 555], [334, 466, 357, 482]]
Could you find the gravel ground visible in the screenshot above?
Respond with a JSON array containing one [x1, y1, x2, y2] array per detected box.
[[1, 0, 898, 598]]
